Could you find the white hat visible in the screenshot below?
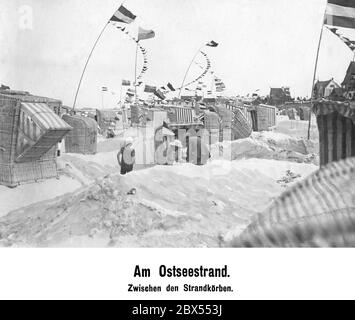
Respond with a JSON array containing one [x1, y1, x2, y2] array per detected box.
[[125, 137, 134, 146]]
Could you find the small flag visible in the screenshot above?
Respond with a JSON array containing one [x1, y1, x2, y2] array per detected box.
[[122, 80, 131, 86], [167, 83, 176, 91], [154, 89, 166, 100], [138, 27, 155, 41], [117, 26, 126, 32], [325, 0, 355, 29], [327, 26, 355, 51], [102, 87, 108, 92], [144, 85, 157, 93], [206, 40, 219, 47], [110, 5, 137, 24]]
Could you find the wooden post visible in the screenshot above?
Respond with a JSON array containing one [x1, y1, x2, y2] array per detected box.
[[308, 8, 327, 140]]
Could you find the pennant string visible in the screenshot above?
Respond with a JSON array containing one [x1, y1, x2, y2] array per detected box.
[[116, 26, 150, 81], [176, 50, 212, 90]]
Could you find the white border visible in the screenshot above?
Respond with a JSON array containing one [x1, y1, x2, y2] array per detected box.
[[1, 249, 355, 300]]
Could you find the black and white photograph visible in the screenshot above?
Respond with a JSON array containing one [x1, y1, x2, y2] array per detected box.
[[1, 0, 355, 301]]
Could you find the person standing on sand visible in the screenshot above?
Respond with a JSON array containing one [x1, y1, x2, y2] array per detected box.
[[117, 137, 136, 175]]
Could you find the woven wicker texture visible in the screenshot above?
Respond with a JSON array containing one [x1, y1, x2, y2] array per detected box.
[[231, 158, 355, 247], [214, 106, 252, 140], [63, 115, 98, 155], [231, 108, 253, 139], [1, 94, 65, 187]]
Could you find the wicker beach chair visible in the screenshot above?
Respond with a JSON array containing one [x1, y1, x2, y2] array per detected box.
[[231, 157, 355, 247]]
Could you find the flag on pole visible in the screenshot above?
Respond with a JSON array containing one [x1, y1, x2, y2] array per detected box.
[[138, 27, 156, 41], [206, 40, 219, 47], [325, 0, 355, 29], [110, 5, 137, 24], [327, 26, 355, 50], [122, 80, 131, 86]]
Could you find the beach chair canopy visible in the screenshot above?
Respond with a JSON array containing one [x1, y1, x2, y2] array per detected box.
[[16, 103, 72, 163]]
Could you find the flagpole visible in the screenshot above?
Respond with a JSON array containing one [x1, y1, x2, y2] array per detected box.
[[119, 83, 123, 107], [101, 89, 105, 109], [134, 41, 139, 103], [179, 45, 206, 98], [308, 7, 327, 140], [73, 22, 109, 110]]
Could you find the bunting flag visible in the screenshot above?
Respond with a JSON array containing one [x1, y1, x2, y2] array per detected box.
[[144, 85, 157, 93], [163, 52, 212, 94], [122, 80, 131, 86], [206, 40, 219, 47], [195, 61, 205, 70], [325, 0, 355, 29], [180, 50, 212, 89], [110, 5, 137, 24], [116, 26, 150, 82], [138, 27, 156, 41], [154, 89, 166, 100], [137, 43, 149, 81], [167, 83, 176, 91], [327, 26, 355, 51]]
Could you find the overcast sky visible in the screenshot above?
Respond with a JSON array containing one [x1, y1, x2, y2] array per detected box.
[[1, 0, 355, 109]]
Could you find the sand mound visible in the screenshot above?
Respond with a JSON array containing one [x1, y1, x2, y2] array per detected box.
[[0, 159, 317, 247], [216, 132, 319, 165]]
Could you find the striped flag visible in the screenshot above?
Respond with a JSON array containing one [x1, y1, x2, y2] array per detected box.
[[122, 80, 131, 86], [110, 5, 136, 24], [325, 0, 355, 29], [138, 27, 155, 41], [144, 85, 157, 93]]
